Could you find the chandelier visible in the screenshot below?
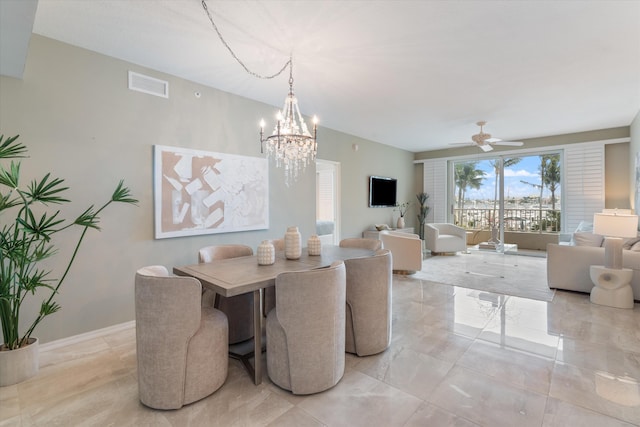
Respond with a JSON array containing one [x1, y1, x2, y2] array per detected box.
[[201, 0, 318, 186], [260, 60, 318, 186]]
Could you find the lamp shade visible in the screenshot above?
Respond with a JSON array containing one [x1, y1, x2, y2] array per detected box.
[[593, 213, 639, 238]]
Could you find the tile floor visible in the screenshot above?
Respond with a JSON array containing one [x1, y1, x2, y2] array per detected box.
[[2, 259, 640, 426]]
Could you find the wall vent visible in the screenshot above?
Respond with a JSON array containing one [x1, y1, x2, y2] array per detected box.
[[128, 71, 169, 98]]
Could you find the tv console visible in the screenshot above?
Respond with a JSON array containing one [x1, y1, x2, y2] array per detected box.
[[362, 227, 415, 240]]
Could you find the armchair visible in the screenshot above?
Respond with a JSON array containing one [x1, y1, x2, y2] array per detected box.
[[425, 223, 467, 254], [379, 230, 422, 274]]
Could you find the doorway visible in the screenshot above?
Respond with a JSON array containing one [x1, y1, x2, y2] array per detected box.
[[316, 160, 340, 245]]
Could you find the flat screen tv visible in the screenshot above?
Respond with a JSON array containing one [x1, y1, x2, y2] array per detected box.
[[369, 176, 397, 207]]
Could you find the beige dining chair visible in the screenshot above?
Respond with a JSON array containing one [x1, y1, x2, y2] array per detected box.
[[266, 261, 347, 395], [344, 249, 393, 356], [135, 265, 228, 410], [339, 237, 382, 251], [263, 238, 284, 316], [198, 244, 255, 345]]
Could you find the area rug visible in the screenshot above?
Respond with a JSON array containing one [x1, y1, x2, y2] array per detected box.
[[412, 251, 555, 302]]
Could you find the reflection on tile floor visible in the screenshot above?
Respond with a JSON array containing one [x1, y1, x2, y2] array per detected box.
[[3, 261, 640, 426]]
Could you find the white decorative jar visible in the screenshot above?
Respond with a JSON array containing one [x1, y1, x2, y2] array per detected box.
[[308, 234, 322, 256], [257, 240, 275, 265], [284, 226, 302, 260], [397, 216, 405, 229]]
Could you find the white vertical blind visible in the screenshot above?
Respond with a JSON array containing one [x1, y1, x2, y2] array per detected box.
[[316, 169, 334, 221], [422, 159, 448, 223], [562, 143, 605, 232]]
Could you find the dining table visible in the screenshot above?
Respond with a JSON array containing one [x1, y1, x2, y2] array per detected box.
[[173, 244, 373, 385]]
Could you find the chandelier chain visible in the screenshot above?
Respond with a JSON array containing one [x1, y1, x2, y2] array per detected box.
[[201, 0, 290, 80]]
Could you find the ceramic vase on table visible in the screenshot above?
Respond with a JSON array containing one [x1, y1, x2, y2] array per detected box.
[[308, 234, 322, 256], [257, 240, 275, 265], [285, 226, 302, 260], [397, 216, 405, 229]]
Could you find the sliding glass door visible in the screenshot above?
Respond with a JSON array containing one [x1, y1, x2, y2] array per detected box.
[[452, 152, 561, 252]]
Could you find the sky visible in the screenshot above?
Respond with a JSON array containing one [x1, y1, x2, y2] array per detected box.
[[460, 155, 561, 202]]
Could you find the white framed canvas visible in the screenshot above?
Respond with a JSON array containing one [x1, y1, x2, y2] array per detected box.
[[153, 145, 268, 239]]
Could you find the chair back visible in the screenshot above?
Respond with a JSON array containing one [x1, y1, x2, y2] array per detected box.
[[135, 266, 202, 407], [198, 244, 253, 263], [344, 249, 392, 355], [339, 238, 382, 251], [273, 261, 346, 394]]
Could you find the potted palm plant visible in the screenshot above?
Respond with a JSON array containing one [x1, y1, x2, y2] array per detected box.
[[0, 134, 137, 386], [416, 192, 430, 240]]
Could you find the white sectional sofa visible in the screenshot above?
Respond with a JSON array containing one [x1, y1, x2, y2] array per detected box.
[[547, 237, 640, 301]]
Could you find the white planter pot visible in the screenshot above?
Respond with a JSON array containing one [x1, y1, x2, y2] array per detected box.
[[0, 337, 39, 386]]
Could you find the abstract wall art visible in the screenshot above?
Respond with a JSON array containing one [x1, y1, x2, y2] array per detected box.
[[153, 145, 269, 239]]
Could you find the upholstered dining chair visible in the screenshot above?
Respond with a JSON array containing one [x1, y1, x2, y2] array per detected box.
[[135, 265, 228, 410], [266, 261, 347, 395], [263, 239, 284, 317], [344, 249, 393, 356], [198, 244, 255, 345], [339, 237, 382, 251]]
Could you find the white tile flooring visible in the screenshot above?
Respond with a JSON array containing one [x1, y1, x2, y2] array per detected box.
[[2, 258, 640, 426]]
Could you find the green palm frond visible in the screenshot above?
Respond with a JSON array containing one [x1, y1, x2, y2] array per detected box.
[[111, 179, 139, 205], [0, 135, 27, 159], [26, 174, 70, 204]]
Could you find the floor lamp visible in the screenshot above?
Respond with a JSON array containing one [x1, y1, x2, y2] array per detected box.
[[590, 212, 639, 308]]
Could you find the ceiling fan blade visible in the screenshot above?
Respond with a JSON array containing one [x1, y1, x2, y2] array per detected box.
[[486, 137, 502, 143], [479, 144, 493, 152], [493, 141, 523, 146]]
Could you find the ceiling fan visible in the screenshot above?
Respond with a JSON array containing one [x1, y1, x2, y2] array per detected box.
[[450, 121, 523, 152]]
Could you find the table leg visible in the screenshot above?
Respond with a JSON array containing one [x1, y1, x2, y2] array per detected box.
[[253, 288, 263, 384]]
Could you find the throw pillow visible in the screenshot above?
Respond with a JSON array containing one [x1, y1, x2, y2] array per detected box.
[[623, 236, 640, 250], [631, 241, 640, 252], [573, 232, 604, 247]]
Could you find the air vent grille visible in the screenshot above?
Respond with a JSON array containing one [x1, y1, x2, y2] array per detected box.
[[128, 71, 169, 98]]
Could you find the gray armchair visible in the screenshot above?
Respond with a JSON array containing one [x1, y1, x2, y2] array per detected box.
[[344, 249, 392, 356], [266, 261, 347, 395], [135, 265, 228, 409]]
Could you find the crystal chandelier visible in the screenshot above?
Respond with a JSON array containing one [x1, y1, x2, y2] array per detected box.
[[260, 61, 318, 186], [201, 0, 318, 186]]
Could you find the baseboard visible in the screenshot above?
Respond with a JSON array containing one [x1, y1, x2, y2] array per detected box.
[[39, 320, 136, 352]]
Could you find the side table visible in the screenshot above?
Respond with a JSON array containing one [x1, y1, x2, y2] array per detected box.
[[589, 265, 634, 309]]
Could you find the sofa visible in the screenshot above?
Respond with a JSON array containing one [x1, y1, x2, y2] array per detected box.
[[547, 236, 640, 300]]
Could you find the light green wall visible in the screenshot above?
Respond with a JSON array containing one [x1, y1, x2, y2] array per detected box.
[[631, 110, 640, 214], [0, 35, 413, 343]]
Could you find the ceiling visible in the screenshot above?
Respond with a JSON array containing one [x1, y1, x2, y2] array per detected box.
[[3, 0, 640, 152]]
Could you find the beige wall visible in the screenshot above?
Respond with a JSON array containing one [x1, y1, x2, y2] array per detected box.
[[631, 110, 640, 215], [605, 142, 631, 209], [0, 35, 413, 343]]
